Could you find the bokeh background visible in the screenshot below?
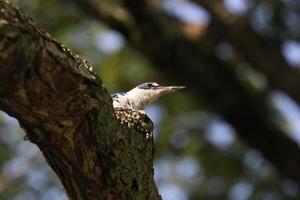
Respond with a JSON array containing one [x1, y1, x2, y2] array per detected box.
[[1, 0, 300, 199]]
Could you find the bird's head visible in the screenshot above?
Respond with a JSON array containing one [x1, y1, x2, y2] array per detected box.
[[126, 82, 186, 109], [136, 82, 185, 95]]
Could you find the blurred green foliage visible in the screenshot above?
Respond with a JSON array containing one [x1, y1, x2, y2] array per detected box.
[[0, 0, 299, 200]]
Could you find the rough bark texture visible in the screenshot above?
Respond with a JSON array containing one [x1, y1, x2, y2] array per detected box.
[[0, 1, 161, 199], [72, 0, 300, 184]]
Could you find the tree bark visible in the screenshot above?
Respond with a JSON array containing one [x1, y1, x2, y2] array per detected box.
[[0, 1, 161, 199], [72, 0, 300, 184]]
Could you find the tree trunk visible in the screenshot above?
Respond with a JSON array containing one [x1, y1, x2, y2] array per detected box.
[[0, 1, 161, 199]]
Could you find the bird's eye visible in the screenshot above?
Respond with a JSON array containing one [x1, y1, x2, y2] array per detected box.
[[147, 83, 153, 88]]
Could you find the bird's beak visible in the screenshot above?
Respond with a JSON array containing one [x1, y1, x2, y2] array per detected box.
[[157, 85, 186, 94]]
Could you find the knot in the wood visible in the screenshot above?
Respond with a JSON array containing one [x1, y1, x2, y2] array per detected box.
[[114, 108, 154, 139]]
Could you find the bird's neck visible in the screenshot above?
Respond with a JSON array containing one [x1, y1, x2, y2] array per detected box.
[[126, 89, 156, 110]]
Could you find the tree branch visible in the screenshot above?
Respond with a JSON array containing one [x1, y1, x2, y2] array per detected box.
[[0, 1, 161, 199], [194, 0, 300, 105]]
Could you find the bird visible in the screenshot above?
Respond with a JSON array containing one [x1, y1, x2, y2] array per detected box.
[[112, 82, 185, 111], [112, 82, 185, 138]]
